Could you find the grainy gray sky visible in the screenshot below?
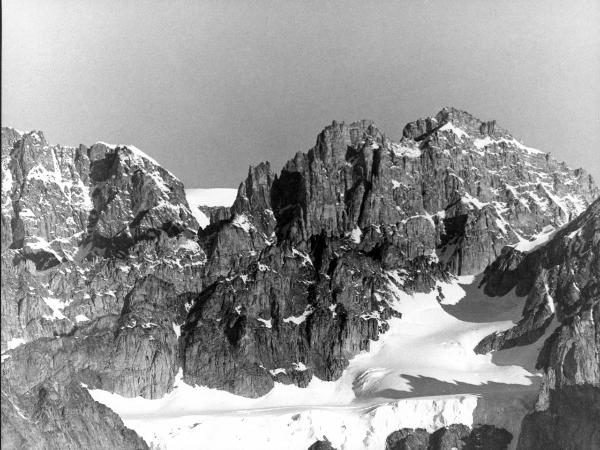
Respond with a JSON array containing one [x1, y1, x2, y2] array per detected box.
[[3, 0, 599, 188]]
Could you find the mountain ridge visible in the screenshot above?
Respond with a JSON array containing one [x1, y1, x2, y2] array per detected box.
[[1, 108, 598, 449]]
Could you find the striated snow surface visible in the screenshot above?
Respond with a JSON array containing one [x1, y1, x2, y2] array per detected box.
[[88, 275, 545, 450]]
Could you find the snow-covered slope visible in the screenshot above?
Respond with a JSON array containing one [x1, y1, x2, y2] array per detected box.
[[185, 188, 237, 228], [185, 188, 238, 207], [89, 275, 547, 450]]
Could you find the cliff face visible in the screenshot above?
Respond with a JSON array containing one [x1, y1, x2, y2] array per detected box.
[[473, 198, 600, 449], [178, 107, 596, 396], [1, 129, 202, 449], [0, 107, 597, 449], [259, 108, 595, 275]]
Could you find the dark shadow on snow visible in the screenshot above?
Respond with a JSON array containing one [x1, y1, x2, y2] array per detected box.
[[364, 374, 540, 401], [439, 274, 525, 324]]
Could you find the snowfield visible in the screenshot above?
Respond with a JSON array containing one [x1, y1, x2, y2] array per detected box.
[[88, 275, 548, 450], [185, 188, 238, 228]]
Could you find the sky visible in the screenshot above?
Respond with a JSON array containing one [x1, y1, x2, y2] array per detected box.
[[2, 0, 599, 188]]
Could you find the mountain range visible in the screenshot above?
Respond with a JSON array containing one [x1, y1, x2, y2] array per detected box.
[[1, 107, 598, 449]]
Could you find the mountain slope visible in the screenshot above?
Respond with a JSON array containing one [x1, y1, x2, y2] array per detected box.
[[1, 108, 597, 449], [85, 277, 547, 449], [474, 197, 600, 449]]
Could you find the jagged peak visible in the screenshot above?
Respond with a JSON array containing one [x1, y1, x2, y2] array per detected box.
[[1, 126, 26, 155], [436, 106, 511, 138], [435, 106, 479, 123], [402, 107, 513, 142], [0, 128, 166, 173], [1, 126, 25, 137], [89, 141, 163, 167], [12, 129, 48, 146], [308, 119, 384, 164], [1, 127, 46, 140], [317, 119, 381, 141]]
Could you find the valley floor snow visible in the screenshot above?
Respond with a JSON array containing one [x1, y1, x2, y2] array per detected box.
[[88, 275, 548, 450]]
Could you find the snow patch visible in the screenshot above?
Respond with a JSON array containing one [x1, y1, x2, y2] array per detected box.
[[292, 362, 308, 371], [176, 239, 201, 253], [5, 338, 26, 351], [292, 248, 313, 267], [456, 275, 476, 285], [185, 188, 237, 207], [257, 318, 272, 329], [173, 323, 181, 337], [184, 188, 237, 229], [513, 227, 556, 253], [187, 206, 209, 229], [124, 145, 161, 167], [25, 237, 63, 262], [95, 141, 117, 150], [461, 193, 489, 210], [437, 282, 467, 305], [257, 263, 270, 272], [350, 226, 362, 244], [473, 137, 545, 155], [544, 284, 555, 314], [439, 123, 469, 140], [283, 306, 314, 325], [1, 167, 13, 194], [391, 142, 421, 158], [42, 297, 70, 321], [231, 214, 255, 233]]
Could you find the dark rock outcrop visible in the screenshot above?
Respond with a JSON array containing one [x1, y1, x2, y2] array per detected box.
[[385, 424, 512, 450], [1, 381, 148, 450], [307, 438, 337, 450]]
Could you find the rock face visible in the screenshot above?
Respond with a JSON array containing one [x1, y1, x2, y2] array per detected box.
[[264, 109, 595, 274], [307, 438, 337, 450], [474, 197, 600, 450], [179, 107, 596, 395], [1, 381, 149, 450], [0, 108, 597, 448], [385, 424, 512, 450], [1, 129, 203, 448]]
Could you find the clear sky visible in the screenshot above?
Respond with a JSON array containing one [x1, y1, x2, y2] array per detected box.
[[3, 0, 599, 188]]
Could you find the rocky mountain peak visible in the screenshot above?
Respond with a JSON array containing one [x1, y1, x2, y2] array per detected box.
[[1, 130, 199, 268], [229, 109, 597, 273], [403, 107, 511, 142], [1, 116, 598, 449], [1, 126, 24, 155]]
